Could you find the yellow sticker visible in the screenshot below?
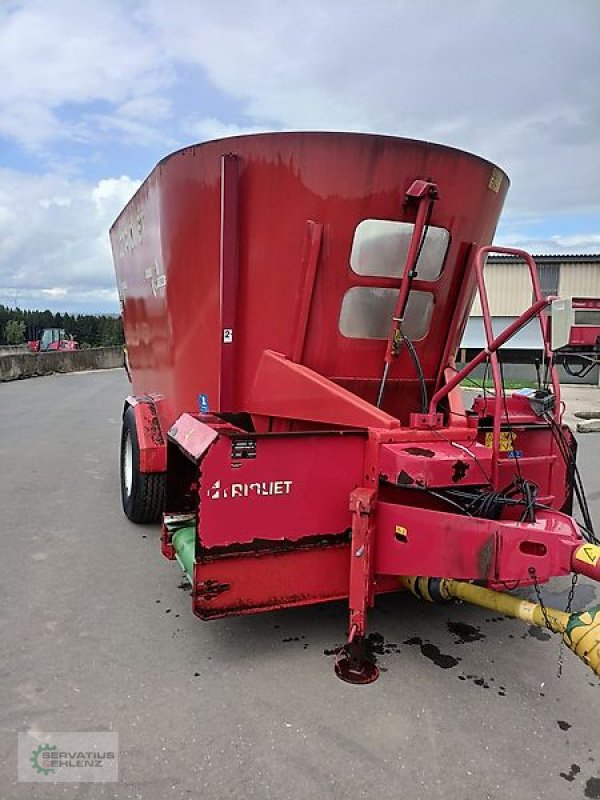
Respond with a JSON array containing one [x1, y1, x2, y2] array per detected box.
[[395, 525, 408, 542], [484, 431, 516, 451], [575, 544, 600, 567], [488, 167, 504, 193]]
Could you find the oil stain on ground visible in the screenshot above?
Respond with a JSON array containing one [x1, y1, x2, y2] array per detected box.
[[559, 763, 580, 782], [325, 632, 460, 671], [523, 625, 552, 641], [324, 631, 397, 658], [403, 637, 460, 669], [447, 621, 485, 644], [585, 777, 600, 798], [282, 635, 309, 650], [458, 673, 506, 696]]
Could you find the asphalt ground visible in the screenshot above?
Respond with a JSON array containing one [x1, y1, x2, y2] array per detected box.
[[0, 369, 599, 800]]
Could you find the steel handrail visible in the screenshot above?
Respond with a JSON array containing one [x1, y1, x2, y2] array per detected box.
[[430, 245, 561, 485]]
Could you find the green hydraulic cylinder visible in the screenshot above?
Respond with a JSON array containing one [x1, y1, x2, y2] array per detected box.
[[172, 525, 196, 583]]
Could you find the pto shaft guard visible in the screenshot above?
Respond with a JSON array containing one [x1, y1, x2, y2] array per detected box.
[[401, 576, 600, 677]]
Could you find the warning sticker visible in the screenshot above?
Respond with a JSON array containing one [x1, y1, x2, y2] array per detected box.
[[484, 431, 516, 451], [395, 525, 408, 542], [575, 544, 600, 567]]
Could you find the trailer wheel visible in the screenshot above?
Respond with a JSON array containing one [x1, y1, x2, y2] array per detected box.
[[120, 406, 165, 523]]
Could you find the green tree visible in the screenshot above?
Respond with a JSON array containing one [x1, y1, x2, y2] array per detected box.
[[0, 305, 123, 347], [5, 319, 26, 344]]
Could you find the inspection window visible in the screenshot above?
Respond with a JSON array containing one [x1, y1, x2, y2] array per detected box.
[[350, 219, 450, 281], [339, 287, 434, 340], [339, 217, 444, 340]]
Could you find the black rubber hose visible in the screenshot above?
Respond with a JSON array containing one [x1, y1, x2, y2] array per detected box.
[[399, 331, 428, 414]]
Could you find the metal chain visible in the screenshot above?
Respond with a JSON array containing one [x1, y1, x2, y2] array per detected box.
[[564, 571, 579, 616], [557, 572, 579, 678], [528, 567, 553, 631], [529, 566, 579, 679]]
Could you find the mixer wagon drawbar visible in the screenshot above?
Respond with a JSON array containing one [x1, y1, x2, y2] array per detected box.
[[111, 132, 600, 683]]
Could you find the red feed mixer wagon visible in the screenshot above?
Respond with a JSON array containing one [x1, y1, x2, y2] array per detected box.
[[111, 132, 600, 682]]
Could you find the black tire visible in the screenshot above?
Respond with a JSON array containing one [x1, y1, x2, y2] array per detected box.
[[120, 406, 166, 523]]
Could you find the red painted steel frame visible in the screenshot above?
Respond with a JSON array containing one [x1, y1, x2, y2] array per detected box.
[[430, 247, 561, 414], [430, 246, 563, 485], [248, 350, 401, 429], [429, 297, 550, 413], [219, 154, 239, 412], [477, 248, 560, 486], [267, 221, 324, 434], [125, 396, 166, 473], [375, 505, 581, 583], [348, 489, 377, 642], [291, 221, 323, 363], [196, 429, 365, 548], [192, 545, 352, 619], [382, 181, 437, 368]]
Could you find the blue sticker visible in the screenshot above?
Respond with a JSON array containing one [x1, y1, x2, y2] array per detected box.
[[198, 394, 210, 414], [507, 450, 524, 459]]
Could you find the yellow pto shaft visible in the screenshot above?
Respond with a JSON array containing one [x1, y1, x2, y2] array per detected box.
[[400, 576, 600, 677]]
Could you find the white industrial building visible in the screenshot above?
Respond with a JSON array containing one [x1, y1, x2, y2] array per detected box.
[[461, 254, 600, 383]]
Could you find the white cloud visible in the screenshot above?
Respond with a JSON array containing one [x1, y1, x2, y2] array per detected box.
[[3, 0, 598, 205], [90, 96, 178, 149], [92, 177, 142, 217], [495, 231, 600, 255], [0, 0, 170, 148], [182, 116, 271, 143], [0, 0, 598, 310], [0, 169, 139, 299], [144, 0, 600, 217]]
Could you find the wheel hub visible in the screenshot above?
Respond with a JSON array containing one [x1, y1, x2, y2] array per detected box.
[[123, 431, 133, 496]]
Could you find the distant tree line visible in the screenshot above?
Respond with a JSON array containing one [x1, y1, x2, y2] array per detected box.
[[0, 304, 124, 348]]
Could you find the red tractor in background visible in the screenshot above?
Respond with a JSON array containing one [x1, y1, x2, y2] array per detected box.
[[27, 327, 78, 353]]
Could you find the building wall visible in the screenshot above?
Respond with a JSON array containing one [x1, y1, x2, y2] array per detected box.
[[470, 256, 600, 317], [470, 262, 532, 316], [558, 261, 600, 298]]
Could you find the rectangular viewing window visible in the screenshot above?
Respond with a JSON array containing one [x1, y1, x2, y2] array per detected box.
[[350, 219, 449, 281], [574, 310, 600, 326], [339, 288, 434, 340]]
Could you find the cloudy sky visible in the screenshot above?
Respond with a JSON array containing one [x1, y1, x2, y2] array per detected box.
[[0, 0, 599, 313]]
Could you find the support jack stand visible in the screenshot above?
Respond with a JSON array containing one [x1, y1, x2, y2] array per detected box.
[[334, 633, 379, 685]]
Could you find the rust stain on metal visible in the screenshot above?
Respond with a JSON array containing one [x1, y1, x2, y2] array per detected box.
[[138, 396, 165, 445], [197, 592, 319, 618], [477, 536, 495, 580], [451, 459, 469, 483], [148, 416, 164, 446], [397, 470, 415, 486], [194, 579, 231, 601], [201, 531, 350, 558], [404, 447, 435, 458]]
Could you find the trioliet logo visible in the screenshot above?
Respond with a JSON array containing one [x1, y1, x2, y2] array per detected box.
[[207, 479, 293, 500]]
